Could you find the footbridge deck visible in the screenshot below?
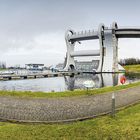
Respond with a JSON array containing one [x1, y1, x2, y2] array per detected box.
[[116, 28, 140, 38], [0, 71, 81, 81]]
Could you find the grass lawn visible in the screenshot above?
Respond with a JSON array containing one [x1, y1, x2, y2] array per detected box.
[[0, 81, 140, 98], [124, 64, 140, 72], [0, 102, 139, 140]]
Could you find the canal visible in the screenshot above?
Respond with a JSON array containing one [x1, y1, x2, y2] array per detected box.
[[0, 73, 139, 92]]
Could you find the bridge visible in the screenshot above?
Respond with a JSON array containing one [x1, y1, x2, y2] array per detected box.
[[64, 22, 140, 73], [0, 71, 80, 81]]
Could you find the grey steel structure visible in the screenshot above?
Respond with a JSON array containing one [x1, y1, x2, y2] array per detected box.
[[64, 22, 140, 72]]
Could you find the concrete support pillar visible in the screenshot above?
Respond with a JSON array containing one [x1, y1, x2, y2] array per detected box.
[[64, 29, 76, 71], [97, 24, 105, 72], [102, 22, 118, 72], [112, 22, 118, 72]]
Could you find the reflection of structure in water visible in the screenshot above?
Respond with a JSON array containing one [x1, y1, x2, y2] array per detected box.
[[64, 73, 124, 91], [64, 76, 75, 91]]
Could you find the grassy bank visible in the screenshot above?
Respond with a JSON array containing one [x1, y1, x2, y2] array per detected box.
[[0, 68, 7, 71], [0, 102, 140, 140], [0, 81, 140, 98], [124, 64, 140, 72]]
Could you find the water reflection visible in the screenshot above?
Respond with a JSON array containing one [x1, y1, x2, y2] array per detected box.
[[64, 73, 125, 91], [0, 73, 139, 92]]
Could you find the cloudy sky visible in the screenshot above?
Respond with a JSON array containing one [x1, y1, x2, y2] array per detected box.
[[0, 0, 140, 67]]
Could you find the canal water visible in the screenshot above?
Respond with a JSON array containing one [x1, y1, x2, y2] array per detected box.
[[0, 73, 140, 92]]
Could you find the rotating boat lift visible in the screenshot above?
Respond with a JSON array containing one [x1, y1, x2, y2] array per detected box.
[[64, 22, 140, 73]]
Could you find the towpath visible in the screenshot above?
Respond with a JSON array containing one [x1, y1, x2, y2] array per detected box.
[[0, 86, 140, 123]]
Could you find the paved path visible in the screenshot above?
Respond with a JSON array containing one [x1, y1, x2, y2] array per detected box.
[[0, 86, 140, 123]]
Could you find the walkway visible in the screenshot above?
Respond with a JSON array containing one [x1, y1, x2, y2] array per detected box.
[[0, 86, 140, 123]]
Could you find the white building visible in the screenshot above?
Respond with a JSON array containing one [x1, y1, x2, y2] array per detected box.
[[25, 64, 44, 70]]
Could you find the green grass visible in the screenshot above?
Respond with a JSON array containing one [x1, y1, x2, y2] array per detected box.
[[0, 68, 7, 71], [0, 102, 140, 140], [0, 81, 140, 98], [124, 64, 140, 72]]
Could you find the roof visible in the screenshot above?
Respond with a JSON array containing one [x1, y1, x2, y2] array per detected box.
[[25, 64, 44, 66]]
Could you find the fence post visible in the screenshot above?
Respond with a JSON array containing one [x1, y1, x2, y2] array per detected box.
[[111, 93, 115, 117]]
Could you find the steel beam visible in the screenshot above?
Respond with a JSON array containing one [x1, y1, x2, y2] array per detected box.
[[116, 28, 140, 38], [70, 50, 100, 57], [69, 31, 99, 42]]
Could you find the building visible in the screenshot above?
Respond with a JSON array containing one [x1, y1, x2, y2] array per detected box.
[[75, 60, 99, 72], [25, 64, 44, 70], [56, 60, 99, 72], [55, 63, 64, 71]]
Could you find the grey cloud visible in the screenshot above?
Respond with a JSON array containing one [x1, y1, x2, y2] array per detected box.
[[0, 0, 140, 65]]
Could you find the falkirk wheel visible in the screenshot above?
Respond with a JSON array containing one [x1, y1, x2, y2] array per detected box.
[[64, 22, 140, 73]]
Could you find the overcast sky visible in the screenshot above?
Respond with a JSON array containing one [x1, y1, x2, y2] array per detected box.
[[0, 0, 140, 67]]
